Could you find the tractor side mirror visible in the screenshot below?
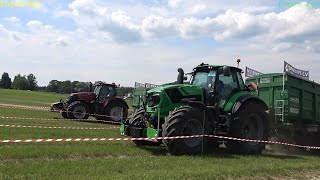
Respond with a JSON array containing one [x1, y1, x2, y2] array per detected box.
[[177, 68, 185, 84]]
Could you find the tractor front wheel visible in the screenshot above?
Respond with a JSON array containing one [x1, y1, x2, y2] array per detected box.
[[61, 111, 69, 119], [129, 108, 160, 146], [67, 101, 90, 119], [162, 105, 211, 155]]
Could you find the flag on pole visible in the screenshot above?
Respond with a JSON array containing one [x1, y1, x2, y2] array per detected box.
[[284, 61, 309, 80], [134, 82, 145, 88], [245, 67, 264, 78]]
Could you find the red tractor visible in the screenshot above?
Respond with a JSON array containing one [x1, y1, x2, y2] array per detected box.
[[50, 82, 128, 122]]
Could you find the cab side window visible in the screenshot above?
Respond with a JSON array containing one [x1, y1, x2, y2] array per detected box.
[[236, 72, 245, 90], [218, 70, 239, 97], [217, 70, 240, 108]]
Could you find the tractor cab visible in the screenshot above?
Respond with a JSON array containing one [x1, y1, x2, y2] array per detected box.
[[93, 83, 117, 103], [189, 64, 246, 107]]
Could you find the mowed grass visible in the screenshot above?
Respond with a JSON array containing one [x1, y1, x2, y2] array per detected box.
[[0, 88, 320, 179]]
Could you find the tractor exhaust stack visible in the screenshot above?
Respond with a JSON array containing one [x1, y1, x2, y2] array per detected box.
[[177, 68, 184, 84]]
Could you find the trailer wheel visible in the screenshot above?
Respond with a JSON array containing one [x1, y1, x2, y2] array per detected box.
[[130, 108, 160, 146], [67, 101, 90, 119], [162, 105, 211, 155], [227, 101, 269, 154]]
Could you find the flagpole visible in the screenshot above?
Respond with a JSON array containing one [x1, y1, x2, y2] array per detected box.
[[283, 72, 285, 93], [283, 61, 285, 93], [282, 62, 285, 123]]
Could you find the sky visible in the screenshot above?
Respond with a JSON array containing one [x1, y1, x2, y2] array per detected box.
[[0, 0, 320, 86]]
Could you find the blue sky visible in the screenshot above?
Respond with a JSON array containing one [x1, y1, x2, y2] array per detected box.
[[0, 0, 320, 86]]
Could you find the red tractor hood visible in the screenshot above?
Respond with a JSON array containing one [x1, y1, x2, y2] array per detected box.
[[70, 92, 96, 103]]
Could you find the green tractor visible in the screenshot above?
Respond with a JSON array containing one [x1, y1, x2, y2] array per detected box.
[[121, 63, 270, 155]]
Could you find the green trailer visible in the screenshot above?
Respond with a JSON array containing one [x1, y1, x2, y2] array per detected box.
[[246, 73, 320, 146], [131, 87, 147, 109], [131, 82, 160, 109]]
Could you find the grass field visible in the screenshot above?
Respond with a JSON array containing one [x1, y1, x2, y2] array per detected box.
[[0, 88, 320, 179]]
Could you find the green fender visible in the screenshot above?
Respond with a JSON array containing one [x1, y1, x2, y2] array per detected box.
[[223, 91, 268, 114]]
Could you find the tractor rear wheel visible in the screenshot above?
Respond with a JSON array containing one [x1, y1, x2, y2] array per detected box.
[[130, 108, 160, 146], [67, 101, 90, 119], [162, 105, 211, 155], [103, 101, 128, 122], [227, 101, 269, 154]]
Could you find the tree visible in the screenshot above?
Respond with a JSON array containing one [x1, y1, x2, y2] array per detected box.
[[58, 80, 72, 94], [117, 87, 134, 96], [12, 74, 30, 90], [74, 82, 90, 92], [71, 81, 79, 92], [27, 74, 37, 91], [46, 80, 60, 93], [0, 72, 12, 89]]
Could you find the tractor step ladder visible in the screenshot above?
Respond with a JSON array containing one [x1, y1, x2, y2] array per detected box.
[[275, 99, 285, 123]]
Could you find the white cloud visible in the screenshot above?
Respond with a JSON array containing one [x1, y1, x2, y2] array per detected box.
[[168, 0, 183, 8], [4, 17, 20, 23], [242, 6, 272, 13], [97, 10, 142, 43], [69, 0, 107, 16], [271, 42, 293, 52], [142, 16, 179, 38], [58, 1, 320, 51], [1, 1, 320, 86], [27, 20, 54, 33], [190, 4, 207, 14], [0, 24, 23, 41]]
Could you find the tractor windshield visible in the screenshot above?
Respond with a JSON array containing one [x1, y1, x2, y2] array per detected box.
[[191, 70, 216, 89], [98, 85, 116, 103]]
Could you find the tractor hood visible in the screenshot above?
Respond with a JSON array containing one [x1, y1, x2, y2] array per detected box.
[[68, 92, 96, 103], [147, 83, 204, 106], [147, 84, 199, 93]]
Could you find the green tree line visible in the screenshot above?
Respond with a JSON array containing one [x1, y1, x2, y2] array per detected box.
[[0, 72, 37, 91], [0, 72, 133, 96]]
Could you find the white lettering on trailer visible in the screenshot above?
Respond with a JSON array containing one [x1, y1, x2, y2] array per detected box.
[[289, 107, 299, 114], [260, 78, 270, 84], [290, 97, 300, 104]]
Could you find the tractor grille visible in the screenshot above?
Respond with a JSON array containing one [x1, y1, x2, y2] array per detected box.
[[165, 88, 202, 103]]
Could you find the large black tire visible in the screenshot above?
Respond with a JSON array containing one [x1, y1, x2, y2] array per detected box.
[[101, 101, 128, 122], [61, 111, 69, 119], [129, 108, 160, 146], [162, 105, 212, 155], [67, 101, 90, 119], [227, 101, 269, 154]]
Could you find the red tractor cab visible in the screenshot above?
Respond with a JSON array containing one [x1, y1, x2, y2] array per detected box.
[[51, 83, 128, 122]]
